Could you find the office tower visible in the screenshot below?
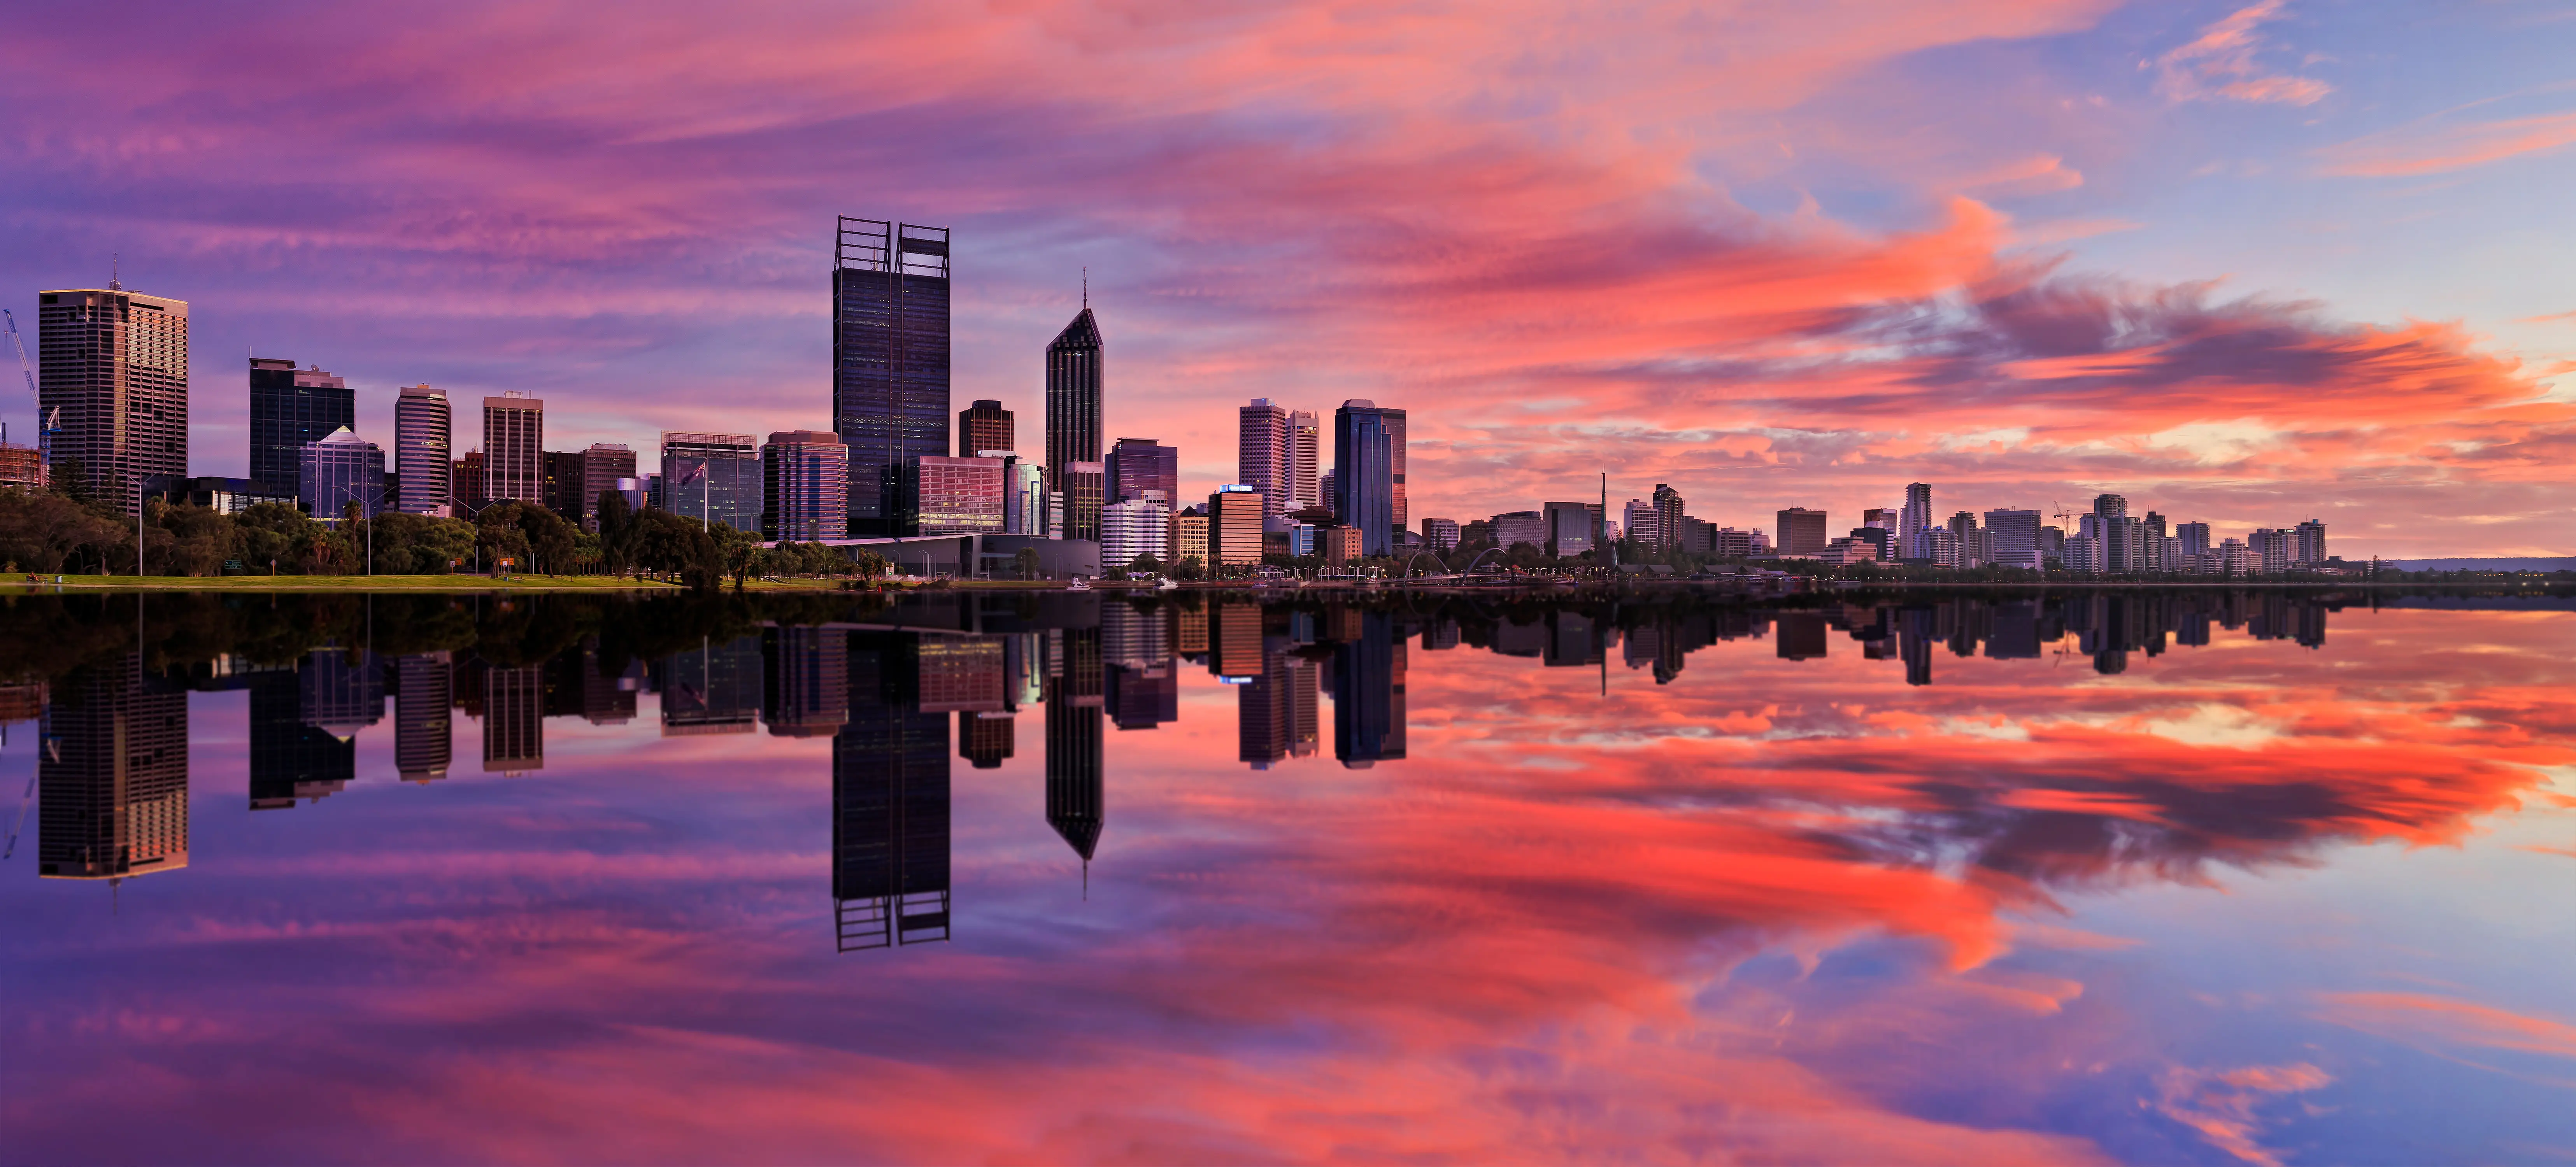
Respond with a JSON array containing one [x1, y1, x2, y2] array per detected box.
[[299, 428, 386, 522], [1544, 502, 1595, 557], [1045, 305, 1103, 492], [1985, 509, 2042, 569], [1240, 399, 1292, 517], [917, 636, 1005, 716], [1421, 517, 1460, 552], [658, 432, 761, 531], [1776, 613, 1829, 660], [836, 634, 953, 950], [2177, 521, 2213, 558], [1105, 437, 1178, 505], [1490, 510, 1547, 548], [998, 455, 1047, 535], [573, 443, 636, 532], [1331, 610, 1405, 767], [1206, 484, 1263, 565], [2064, 534, 2104, 573], [1864, 507, 1895, 530], [1946, 511, 1982, 569], [765, 626, 852, 738], [1382, 407, 1408, 530], [481, 393, 544, 505], [1102, 603, 1177, 730], [453, 452, 486, 510], [38, 652, 188, 880], [1173, 505, 1208, 562], [395, 653, 454, 781], [248, 358, 351, 496], [2092, 493, 2128, 522], [1319, 469, 1338, 519], [958, 399, 1013, 457], [1045, 625, 1105, 865], [1776, 507, 1829, 557], [1058, 459, 1104, 541], [1241, 647, 1319, 768], [2103, 514, 2139, 573], [392, 385, 452, 517], [1332, 400, 1397, 554], [541, 449, 584, 519], [1899, 483, 1933, 559], [2251, 527, 2291, 575], [1101, 498, 1171, 568], [1622, 498, 1658, 548], [482, 664, 545, 773], [1650, 485, 1683, 552], [1289, 409, 1319, 512], [2294, 519, 2327, 565], [887, 455, 1005, 536], [834, 218, 951, 532], [762, 430, 849, 540], [657, 633, 763, 736], [961, 710, 1014, 769], [38, 285, 188, 514]]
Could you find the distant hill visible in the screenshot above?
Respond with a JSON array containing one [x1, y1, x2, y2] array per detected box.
[[2380, 557, 2576, 573]]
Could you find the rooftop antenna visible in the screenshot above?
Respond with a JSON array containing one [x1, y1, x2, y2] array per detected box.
[[1081, 267, 1087, 309], [109, 253, 120, 292]]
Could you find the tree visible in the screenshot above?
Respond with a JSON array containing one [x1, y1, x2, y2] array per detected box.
[[1129, 553, 1162, 576], [1169, 554, 1203, 582], [852, 548, 891, 587], [596, 489, 636, 577], [714, 522, 765, 590], [0, 487, 124, 573], [147, 500, 230, 576], [1013, 546, 1041, 581], [234, 501, 321, 574]]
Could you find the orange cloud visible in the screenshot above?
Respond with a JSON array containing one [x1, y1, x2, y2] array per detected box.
[[2321, 109, 2576, 177]]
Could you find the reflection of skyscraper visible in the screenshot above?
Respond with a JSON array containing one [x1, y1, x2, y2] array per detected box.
[[395, 652, 453, 782], [1101, 603, 1175, 731], [960, 711, 1015, 769], [1331, 610, 1405, 767], [1212, 601, 1265, 680], [1240, 646, 1319, 768], [916, 636, 1005, 713], [482, 665, 545, 774], [765, 626, 851, 738], [835, 635, 952, 951], [250, 662, 355, 809], [38, 655, 188, 880], [657, 634, 762, 736], [1775, 613, 1828, 661], [1045, 626, 1105, 866]]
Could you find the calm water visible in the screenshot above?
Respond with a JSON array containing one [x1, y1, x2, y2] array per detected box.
[[4, 590, 2574, 1165]]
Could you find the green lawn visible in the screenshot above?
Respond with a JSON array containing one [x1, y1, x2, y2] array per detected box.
[[14, 573, 692, 592]]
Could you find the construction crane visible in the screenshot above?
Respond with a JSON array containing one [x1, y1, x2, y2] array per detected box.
[[2, 308, 51, 487]]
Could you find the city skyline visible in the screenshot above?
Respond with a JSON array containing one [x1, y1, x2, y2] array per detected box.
[[5, 5, 2574, 558]]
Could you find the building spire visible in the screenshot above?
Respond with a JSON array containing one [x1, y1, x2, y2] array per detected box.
[[109, 253, 121, 292], [1082, 266, 1087, 309]]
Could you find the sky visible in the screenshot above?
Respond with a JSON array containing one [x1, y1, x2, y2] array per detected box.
[[4, 0, 2574, 557]]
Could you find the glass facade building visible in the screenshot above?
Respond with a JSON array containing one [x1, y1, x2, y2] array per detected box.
[[1331, 400, 1396, 556], [763, 430, 849, 541], [39, 287, 189, 515], [393, 385, 451, 517], [1045, 308, 1102, 492], [249, 358, 350, 498], [834, 217, 951, 533], [658, 432, 761, 533], [300, 427, 386, 522]]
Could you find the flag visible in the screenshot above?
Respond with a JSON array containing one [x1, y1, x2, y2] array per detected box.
[[678, 462, 706, 487]]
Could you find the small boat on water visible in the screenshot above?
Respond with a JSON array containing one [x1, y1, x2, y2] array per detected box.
[[1066, 576, 1092, 592], [1154, 577, 1180, 592]]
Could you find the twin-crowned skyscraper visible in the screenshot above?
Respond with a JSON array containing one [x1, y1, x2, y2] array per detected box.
[[833, 217, 953, 535]]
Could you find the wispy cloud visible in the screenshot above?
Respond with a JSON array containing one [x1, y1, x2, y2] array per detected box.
[[2155, 1, 2331, 107], [2321, 109, 2576, 177]]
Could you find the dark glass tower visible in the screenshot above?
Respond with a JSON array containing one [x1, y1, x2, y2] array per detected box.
[[1045, 308, 1102, 491], [1330, 610, 1405, 768], [247, 358, 352, 498], [1331, 400, 1396, 555], [834, 217, 951, 534], [1044, 626, 1104, 867], [835, 634, 953, 951]]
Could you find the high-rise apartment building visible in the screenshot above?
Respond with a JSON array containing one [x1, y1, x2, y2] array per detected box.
[[1208, 484, 1264, 565], [300, 428, 386, 522], [763, 429, 850, 541], [1776, 507, 1829, 557], [1332, 400, 1397, 555], [1899, 483, 1933, 559], [1622, 499, 1658, 548], [481, 393, 544, 506], [1045, 306, 1103, 492], [1651, 485, 1684, 553], [958, 399, 1012, 457], [1101, 498, 1171, 569], [248, 358, 350, 497], [38, 285, 188, 514], [38, 654, 188, 880], [2092, 493, 2128, 521], [452, 452, 486, 511], [2293, 519, 2327, 565], [658, 432, 761, 531], [1239, 399, 1292, 517], [2252, 527, 2292, 575], [835, 217, 952, 533], [576, 443, 636, 532], [2177, 521, 2213, 558], [393, 384, 451, 517]]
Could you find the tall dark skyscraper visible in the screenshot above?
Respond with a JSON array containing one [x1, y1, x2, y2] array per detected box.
[[1044, 626, 1104, 867], [248, 357, 352, 497], [1045, 306, 1102, 491], [835, 634, 953, 951], [834, 217, 952, 533], [1329, 610, 1405, 767], [1331, 400, 1397, 555], [395, 652, 454, 781]]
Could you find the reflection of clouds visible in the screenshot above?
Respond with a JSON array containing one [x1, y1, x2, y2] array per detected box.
[[2153, 1062, 2333, 1167]]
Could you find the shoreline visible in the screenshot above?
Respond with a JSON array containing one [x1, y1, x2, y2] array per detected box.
[[8, 575, 2564, 595]]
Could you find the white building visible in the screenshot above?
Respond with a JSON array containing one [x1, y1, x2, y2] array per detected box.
[[1102, 496, 1172, 569]]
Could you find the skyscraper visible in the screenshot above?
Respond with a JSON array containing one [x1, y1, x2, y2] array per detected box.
[[763, 430, 849, 541], [1239, 399, 1292, 517], [481, 393, 544, 506], [249, 358, 351, 497], [958, 399, 1013, 456], [658, 432, 761, 531], [395, 653, 453, 782], [1105, 437, 1177, 506], [38, 652, 188, 880], [835, 217, 952, 533], [1899, 483, 1933, 560], [39, 285, 189, 514], [1651, 485, 1683, 553], [1045, 625, 1105, 868], [577, 443, 636, 532], [1776, 507, 1829, 557], [1290, 409, 1319, 512], [1383, 408, 1408, 531], [482, 665, 545, 774], [1332, 400, 1397, 555], [1045, 305, 1103, 492], [394, 385, 452, 517], [1059, 460, 1104, 542], [2293, 519, 2327, 565]]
